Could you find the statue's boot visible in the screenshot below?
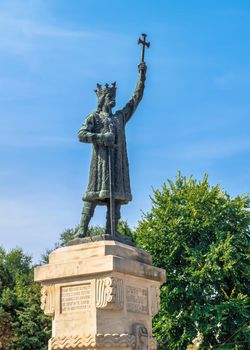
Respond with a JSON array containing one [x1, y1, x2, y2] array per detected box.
[[77, 219, 89, 238], [77, 201, 96, 238], [106, 202, 121, 236]]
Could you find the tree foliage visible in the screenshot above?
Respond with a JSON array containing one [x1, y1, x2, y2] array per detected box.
[[135, 174, 250, 350], [0, 248, 50, 349]]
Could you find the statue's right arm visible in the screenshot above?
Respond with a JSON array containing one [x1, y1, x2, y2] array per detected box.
[[78, 113, 114, 146], [78, 113, 102, 144]]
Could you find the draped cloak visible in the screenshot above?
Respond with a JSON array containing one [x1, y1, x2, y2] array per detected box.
[[78, 73, 145, 205]]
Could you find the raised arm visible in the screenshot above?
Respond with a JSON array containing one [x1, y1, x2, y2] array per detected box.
[[120, 63, 147, 123]]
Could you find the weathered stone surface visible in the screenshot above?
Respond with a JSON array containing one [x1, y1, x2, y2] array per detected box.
[[34, 241, 163, 283], [35, 240, 165, 349], [48, 240, 151, 265]]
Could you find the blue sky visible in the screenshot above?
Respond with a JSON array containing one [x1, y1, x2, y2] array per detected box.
[[0, 0, 249, 262]]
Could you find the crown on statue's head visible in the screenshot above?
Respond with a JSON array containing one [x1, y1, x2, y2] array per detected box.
[[94, 82, 116, 100]]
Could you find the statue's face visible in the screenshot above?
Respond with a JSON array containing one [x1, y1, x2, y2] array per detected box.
[[104, 92, 116, 109]]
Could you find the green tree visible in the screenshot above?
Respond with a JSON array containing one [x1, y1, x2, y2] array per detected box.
[[117, 220, 134, 240], [0, 248, 51, 349], [135, 174, 250, 350]]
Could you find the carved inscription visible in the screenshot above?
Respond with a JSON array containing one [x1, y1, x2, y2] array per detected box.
[[126, 286, 148, 314], [61, 284, 91, 312]]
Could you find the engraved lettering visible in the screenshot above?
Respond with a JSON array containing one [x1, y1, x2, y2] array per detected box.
[[61, 284, 91, 312], [126, 286, 148, 314]]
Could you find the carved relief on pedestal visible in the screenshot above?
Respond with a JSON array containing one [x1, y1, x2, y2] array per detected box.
[[49, 331, 157, 350], [97, 334, 136, 348], [41, 285, 55, 316], [132, 323, 158, 350], [49, 335, 95, 349], [49, 334, 136, 349], [96, 277, 124, 309], [150, 286, 161, 316], [133, 323, 149, 350]]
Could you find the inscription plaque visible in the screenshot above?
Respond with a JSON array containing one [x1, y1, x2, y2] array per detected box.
[[126, 286, 148, 314], [61, 284, 91, 312]]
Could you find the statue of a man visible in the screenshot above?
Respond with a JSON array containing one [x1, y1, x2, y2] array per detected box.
[[76, 62, 147, 237]]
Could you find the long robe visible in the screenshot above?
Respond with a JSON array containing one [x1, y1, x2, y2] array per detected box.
[[78, 72, 145, 205]]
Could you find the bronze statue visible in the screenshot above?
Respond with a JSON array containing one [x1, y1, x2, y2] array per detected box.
[[76, 34, 150, 238]]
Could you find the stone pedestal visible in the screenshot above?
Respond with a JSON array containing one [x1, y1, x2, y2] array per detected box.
[[34, 240, 166, 350]]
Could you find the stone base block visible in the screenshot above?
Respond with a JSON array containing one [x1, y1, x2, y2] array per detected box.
[[34, 240, 165, 350]]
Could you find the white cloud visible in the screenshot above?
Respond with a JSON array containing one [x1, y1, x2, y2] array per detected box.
[[0, 192, 80, 262], [214, 71, 250, 89], [146, 137, 250, 162], [0, 13, 97, 39], [0, 2, 99, 57], [0, 134, 76, 148], [174, 137, 250, 160]]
